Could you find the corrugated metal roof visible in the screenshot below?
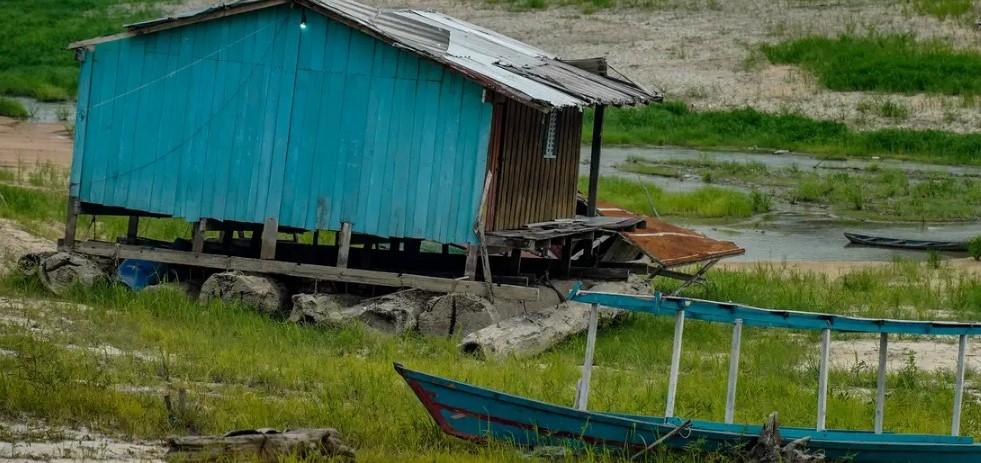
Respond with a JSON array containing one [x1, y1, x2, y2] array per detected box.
[[103, 0, 661, 109], [596, 202, 745, 267]]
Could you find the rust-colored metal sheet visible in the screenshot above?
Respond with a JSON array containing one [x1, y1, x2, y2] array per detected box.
[[596, 201, 745, 267]]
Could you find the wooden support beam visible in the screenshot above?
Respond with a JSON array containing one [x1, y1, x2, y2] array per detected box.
[[191, 219, 207, 254], [464, 245, 479, 280], [508, 249, 522, 275], [665, 308, 685, 418], [724, 319, 743, 424], [260, 217, 278, 260], [404, 238, 421, 255], [336, 222, 352, 268], [817, 328, 831, 431], [874, 332, 888, 434], [953, 334, 968, 436], [559, 236, 573, 277], [62, 196, 80, 251], [126, 216, 140, 244], [586, 104, 605, 217], [72, 240, 540, 301], [574, 303, 600, 410]]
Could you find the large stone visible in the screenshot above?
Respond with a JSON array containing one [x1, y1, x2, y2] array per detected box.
[[37, 252, 111, 295], [198, 271, 288, 314], [418, 293, 499, 337], [288, 293, 364, 325]]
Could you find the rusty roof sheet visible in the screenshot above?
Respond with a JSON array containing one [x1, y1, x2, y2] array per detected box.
[[93, 0, 661, 109], [596, 201, 745, 267]]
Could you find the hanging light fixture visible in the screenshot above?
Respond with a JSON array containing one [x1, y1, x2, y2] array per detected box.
[[300, 11, 308, 30]]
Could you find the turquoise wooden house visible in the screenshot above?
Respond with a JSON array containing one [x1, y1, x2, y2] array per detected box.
[[65, 0, 660, 298]]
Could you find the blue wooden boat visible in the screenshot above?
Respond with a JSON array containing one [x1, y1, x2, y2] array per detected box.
[[397, 286, 981, 462]]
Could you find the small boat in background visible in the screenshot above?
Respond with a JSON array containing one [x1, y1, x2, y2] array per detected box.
[[844, 232, 968, 252]]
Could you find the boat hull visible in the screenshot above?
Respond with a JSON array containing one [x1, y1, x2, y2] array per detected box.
[[396, 364, 981, 462], [844, 232, 968, 252]]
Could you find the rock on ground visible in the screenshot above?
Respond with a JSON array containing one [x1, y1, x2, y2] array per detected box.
[[288, 293, 364, 325], [418, 293, 499, 337], [198, 271, 288, 314], [37, 252, 111, 295]]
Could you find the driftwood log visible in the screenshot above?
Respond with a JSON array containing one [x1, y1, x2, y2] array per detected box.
[[350, 289, 434, 334], [458, 281, 646, 358], [417, 293, 499, 337], [167, 428, 354, 462], [748, 413, 824, 463]]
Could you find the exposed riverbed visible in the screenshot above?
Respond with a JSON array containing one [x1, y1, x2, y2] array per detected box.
[[581, 146, 981, 262]]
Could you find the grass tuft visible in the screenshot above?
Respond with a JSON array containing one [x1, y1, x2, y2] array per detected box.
[[913, 0, 975, 20], [0, 97, 29, 119], [762, 34, 981, 96], [579, 175, 759, 218]]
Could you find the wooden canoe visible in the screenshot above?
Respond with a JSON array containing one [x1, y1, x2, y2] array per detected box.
[[844, 232, 968, 252], [396, 364, 981, 462]]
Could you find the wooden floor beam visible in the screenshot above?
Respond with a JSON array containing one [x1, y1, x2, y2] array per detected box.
[[72, 240, 539, 301]]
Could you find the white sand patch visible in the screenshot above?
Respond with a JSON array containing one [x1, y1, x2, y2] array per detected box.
[[0, 420, 164, 462], [831, 338, 981, 374]]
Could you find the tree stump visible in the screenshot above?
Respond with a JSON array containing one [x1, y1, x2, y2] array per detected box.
[[418, 293, 499, 337], [37, 252, 110, 295], [198, 271, 288, 314], [350, 289, 434, 335], [167, 428, 354, 462], [748, 413, 824, 463]]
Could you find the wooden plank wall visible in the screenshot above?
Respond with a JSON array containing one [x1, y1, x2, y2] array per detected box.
[[490, 100, 582, 231]]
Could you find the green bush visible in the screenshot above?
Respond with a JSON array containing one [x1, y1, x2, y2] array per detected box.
[[969, 236, 981, 261], [0, 97, 28, 119]]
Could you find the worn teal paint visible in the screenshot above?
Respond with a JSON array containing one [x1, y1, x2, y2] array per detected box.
[[71, 5, 492, 244]]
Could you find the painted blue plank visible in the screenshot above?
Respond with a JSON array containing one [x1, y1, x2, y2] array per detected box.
[[569, 290, 981, 336]]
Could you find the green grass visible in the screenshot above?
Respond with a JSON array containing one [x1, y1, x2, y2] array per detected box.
[[761, 34, 981, 96], [618, 156, 981, 221], [913, 0, 975, 20], [0, 1, 175, 101], [0, 97, 29, 119], [0, 260, 978, 461], [588, 101, 981, 165], [579, 175, 768, 218]]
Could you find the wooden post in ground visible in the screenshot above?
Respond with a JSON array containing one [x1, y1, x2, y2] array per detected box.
[[127, 216, 139, 243], [336, 222, 352, 269], [464, 245, 479, 280], [191, 219, 207, 254], [587, 104, 605, 217], [63, 196, 80, 250], [260, 218, 278, 260]]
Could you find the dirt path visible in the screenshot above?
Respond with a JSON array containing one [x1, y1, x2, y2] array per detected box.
[[0, 117, 73, 169]]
